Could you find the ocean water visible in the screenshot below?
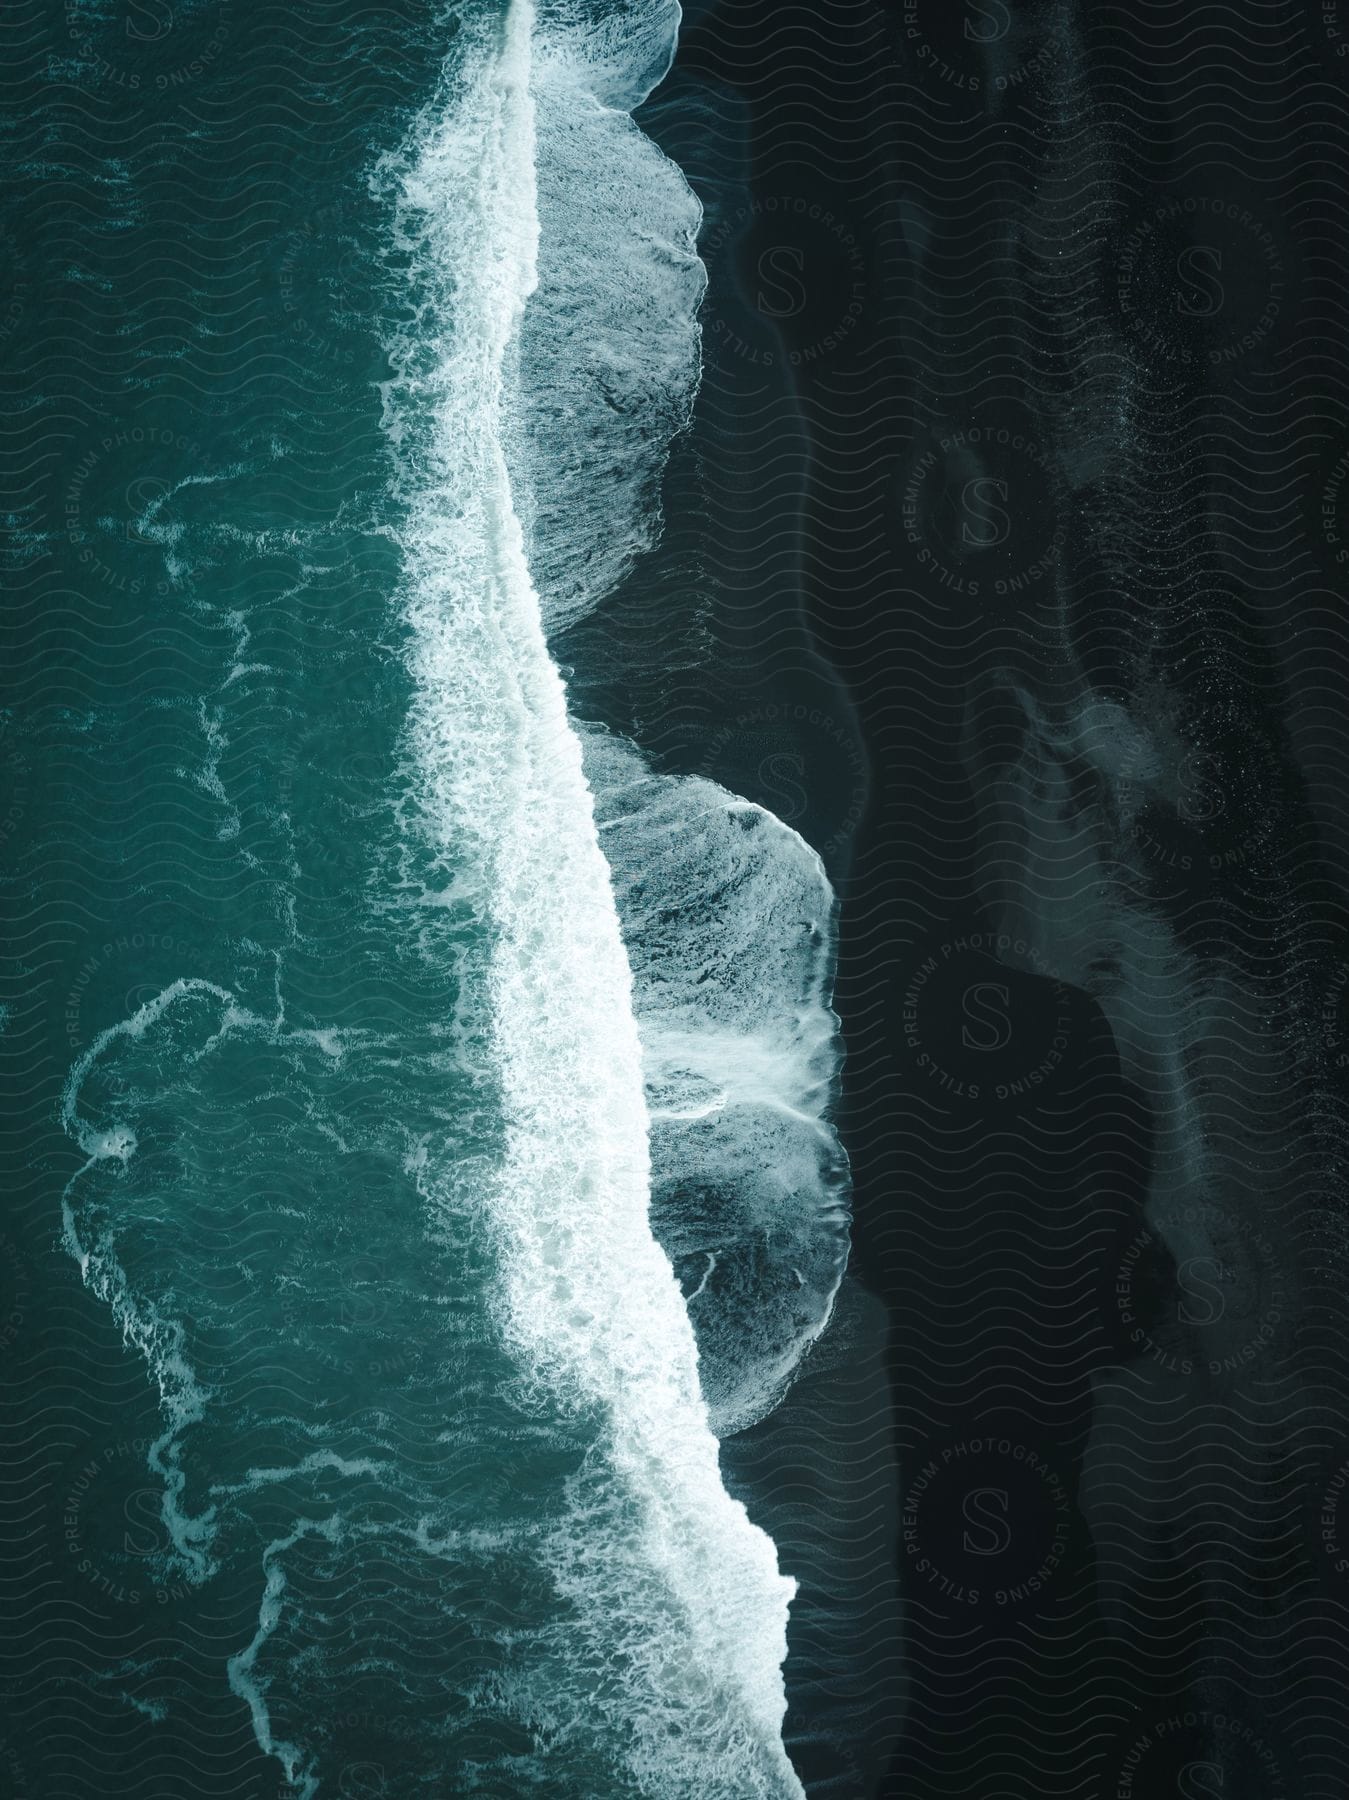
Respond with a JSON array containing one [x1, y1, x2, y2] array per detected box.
[[34, 0, 849, 1793]]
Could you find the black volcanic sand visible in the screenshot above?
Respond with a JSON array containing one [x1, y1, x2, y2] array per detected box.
[[558, 2, 1349, 1797]]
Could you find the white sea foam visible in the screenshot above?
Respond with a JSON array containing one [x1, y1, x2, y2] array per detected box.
[[59, 979, 241, 1586], [225, 1515, 343, 1800], [377, 1, 804, 1791], [505, 4, 704, 633], [500, 0, 851, 1434], [585, 729, 851, 1431]]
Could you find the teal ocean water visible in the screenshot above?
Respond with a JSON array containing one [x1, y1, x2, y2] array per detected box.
[[4, 1, 850, 1793]]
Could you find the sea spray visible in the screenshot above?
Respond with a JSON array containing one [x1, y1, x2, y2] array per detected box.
[[377, 1, 805, 1790]]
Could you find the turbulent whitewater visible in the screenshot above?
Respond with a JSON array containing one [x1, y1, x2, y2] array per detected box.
[[374, 2, 803, 1788], [56, 0, 847, 1792], [502, 0, 850, 1432]]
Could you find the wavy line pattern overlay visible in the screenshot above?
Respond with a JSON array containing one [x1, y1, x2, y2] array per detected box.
[[4, 1, 1349, 1797]]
